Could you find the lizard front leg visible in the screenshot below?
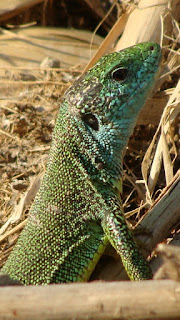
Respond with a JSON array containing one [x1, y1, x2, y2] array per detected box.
[[101, 192, 152, 281]]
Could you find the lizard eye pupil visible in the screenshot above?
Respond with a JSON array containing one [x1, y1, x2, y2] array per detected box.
[[112, 68, 128, 81], [81, 113, 99, 131]]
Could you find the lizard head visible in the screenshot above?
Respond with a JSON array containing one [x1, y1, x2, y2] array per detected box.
[[64, 42, 161, 185], [66, 42, 161, 134]]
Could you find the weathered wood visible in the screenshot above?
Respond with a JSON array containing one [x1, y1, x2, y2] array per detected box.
[[137, 171, 180, 254], [151, 233, 180, 278], [0, 0, 44, 22], [0, 280, 180, 320], [0, 27, 103, 69], [154, 244, 180, 281]]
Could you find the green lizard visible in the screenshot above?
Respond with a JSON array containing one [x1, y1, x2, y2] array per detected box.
[[0, 42, 161, 284]]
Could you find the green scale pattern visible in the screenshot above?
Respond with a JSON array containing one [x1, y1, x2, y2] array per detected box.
[[0, 42, 161, 284]]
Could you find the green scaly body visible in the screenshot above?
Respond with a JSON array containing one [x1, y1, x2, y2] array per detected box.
[[0, 42, 161, 284]]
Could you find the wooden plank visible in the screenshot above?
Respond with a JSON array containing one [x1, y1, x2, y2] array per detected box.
[[0, 280, 180, 320]]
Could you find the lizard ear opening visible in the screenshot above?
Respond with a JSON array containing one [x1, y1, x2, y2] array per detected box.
[[81, 113, 99, 131], [112, 68, 128, 82]]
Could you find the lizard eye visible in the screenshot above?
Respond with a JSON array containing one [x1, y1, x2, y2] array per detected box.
[[112, 68, 128, 81], [81, 113, 99, 131]]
